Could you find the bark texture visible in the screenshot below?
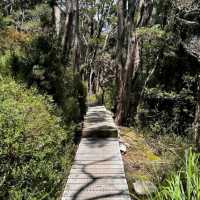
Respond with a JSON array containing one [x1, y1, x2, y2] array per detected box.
[[72, 0, 80, 72], [193, 75, 200, 151], [115, 0, 153, 125], [137, 0, 153, 27], [52, 0, 61, 36], [115, 0, 126, 125], [61, 0, 75, 58]]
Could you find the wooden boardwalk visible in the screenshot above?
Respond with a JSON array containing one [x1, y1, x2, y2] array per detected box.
[[62, 106, 131, 200]]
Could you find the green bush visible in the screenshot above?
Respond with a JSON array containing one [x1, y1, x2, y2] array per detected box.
[[133, 26, 196, 136], [0, 51, 12, 76], [9, 35, 86, 122], [0, 77, 75, 200], [73, 74, 87, 119]]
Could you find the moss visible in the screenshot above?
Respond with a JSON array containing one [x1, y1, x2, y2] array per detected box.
[[137, 26, 167, 39], [121, 127, 161, 182], [146, 151, 160, 161], [120, 127, 188, 189]]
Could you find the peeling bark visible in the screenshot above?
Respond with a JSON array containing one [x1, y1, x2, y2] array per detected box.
[[124, 33, 140, 121], [115, 0, 153, 125], [115, 0, 126, 125]]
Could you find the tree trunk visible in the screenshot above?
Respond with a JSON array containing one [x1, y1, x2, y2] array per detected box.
[[89, 68, 95, 96], [137, 0, 153, 27], [52, 0, 61, 36], [61, 0, 75, 59], [54, 6, 61, 36], [115, 0, 153, 125], [53, 2, 61, 37], [193, 74, 200, 151], [115, 0, 126, 125], [72, 0, 80, 72], [115, 0, 138, 125], [124, 33, 140, 121]]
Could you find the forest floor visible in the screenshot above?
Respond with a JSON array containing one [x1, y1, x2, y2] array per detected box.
[[119, 127, 191, 198]]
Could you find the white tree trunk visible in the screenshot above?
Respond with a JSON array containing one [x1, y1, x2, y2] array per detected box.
[[54, 5, 61, 36], [89, 68, 95, 96]]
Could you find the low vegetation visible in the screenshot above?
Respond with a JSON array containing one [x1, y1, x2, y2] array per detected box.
[[120, 127, 200, 200], [0, 78, 74, 200], [153, 149, 200, 200], [120, 128, 189, 192], [0, 77, 75, 199]]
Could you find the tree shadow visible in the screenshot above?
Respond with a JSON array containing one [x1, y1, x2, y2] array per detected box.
[[62, 106, 130, 200], [62, 137, 129, 200], [66, 156, 129, 200]]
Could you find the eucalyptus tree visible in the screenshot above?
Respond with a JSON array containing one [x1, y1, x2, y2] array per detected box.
[[115, 0, 154, 125], [51, 0, 61, 36], [79, 0, 115, 95]]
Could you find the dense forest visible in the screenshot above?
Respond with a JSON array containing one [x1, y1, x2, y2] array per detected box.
[[0, 0, 200, 199]]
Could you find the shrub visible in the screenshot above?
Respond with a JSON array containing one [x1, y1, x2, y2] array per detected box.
[[9, 35, 87, 122], [0, 51, 12, 76], [0, 77, 75, 200]]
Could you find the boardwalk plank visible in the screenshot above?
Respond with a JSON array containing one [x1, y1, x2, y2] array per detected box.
[[62, 106, 131, 200], [71, 165, 123, 169], [68, 173, 126, 179], [67, 178, 128, 184]]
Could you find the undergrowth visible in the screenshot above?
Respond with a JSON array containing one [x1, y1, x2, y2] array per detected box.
[[151, 148, 200, 200], [0, 77, 75, 199]]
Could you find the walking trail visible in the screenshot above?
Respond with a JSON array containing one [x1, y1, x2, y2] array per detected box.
[[62, 106, 131, 200]]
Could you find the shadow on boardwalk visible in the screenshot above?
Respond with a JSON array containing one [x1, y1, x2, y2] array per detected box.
[[70, 157, 129, 200], [62, 106, 130, 200]]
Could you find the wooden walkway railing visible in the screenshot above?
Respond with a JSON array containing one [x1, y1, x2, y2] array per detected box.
[[62, 106, 131, 200]]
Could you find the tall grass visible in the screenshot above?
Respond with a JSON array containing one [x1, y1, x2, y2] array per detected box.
[[152, 148, 200, 200]]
